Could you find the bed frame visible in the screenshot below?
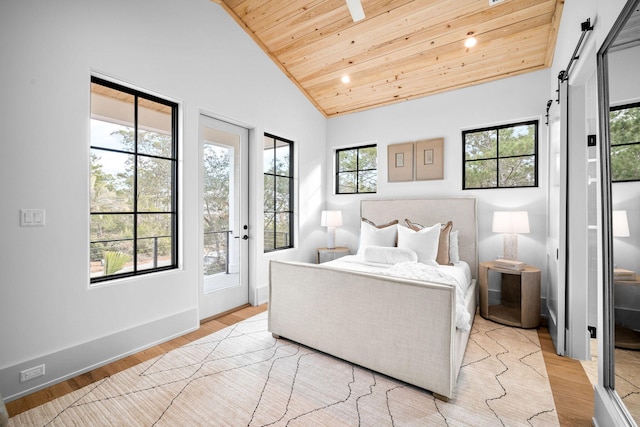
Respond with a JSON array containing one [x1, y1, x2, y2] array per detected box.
[[268, 198, 478, 401]]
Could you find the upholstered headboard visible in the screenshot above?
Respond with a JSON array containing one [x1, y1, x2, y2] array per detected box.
[[360, 198, 478, 279]]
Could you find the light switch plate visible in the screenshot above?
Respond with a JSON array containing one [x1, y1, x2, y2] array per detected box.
[[20, 209, 46, 227]]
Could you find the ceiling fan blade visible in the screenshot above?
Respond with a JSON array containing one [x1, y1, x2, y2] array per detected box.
[[346, 0, 365, 22]]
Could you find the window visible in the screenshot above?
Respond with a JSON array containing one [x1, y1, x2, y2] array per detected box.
[[463, 120, 538, 189], [264, 134, 293, 252], [90, 77, 178, 283], [335, 144, 377, 194], [611, 102, 640, 182]]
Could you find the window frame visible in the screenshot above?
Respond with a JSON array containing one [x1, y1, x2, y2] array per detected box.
[[335, 144, 378, 194], [90, 76, 179, 284], [462, 119, 539, 190], [610, 101, 640, 183], [263, 133, 294, 253]]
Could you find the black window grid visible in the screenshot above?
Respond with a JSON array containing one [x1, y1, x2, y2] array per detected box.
[[335, 144, 377, 194], [90, 76, 178, 283], [462, 120, 539, 190], [263, 133, 294, 252]]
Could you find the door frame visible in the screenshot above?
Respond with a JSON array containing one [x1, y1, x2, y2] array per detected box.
[[198, 113, 251, 320], [565, 41, 597, 360]]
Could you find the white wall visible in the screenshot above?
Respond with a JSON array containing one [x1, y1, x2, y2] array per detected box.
[[326, 70, 551, 279], [0, 0, 326, 400]]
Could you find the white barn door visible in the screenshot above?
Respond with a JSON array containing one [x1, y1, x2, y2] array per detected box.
[[546, 78, 568, 356]]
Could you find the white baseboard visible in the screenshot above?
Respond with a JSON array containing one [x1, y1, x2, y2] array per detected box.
[[255, 284, 269, 306], [1, 308, 198, 402]]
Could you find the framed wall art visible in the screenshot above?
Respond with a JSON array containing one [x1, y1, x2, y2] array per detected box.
[[416, 138, 444, 180], [387, 142, 414, 182]]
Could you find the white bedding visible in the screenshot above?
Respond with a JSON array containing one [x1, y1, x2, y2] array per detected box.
[[324, 254, 473, 331]]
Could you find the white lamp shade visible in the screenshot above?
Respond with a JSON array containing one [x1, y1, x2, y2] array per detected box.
[[613, 210, 630, 237], [321, 210, 343, 227], [492, 211, 530, 234]]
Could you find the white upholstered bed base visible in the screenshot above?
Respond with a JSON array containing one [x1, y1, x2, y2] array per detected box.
[[268, 198, 478, 401]]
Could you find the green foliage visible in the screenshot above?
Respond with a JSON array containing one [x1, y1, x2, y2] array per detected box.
[[203, 144, 232, 273], [610, 105, 640, 181], [498, 125, 535, 157], [104, 251, 130, 275], [203, 144, 231, 233], [465, 160, 497, 188], [90, 122, 174, 265], [465, 131, 496, 160]]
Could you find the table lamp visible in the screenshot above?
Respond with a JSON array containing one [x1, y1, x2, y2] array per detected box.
[[321, 210, 342, 249], [492, 211, 530, 261], [613, 210, 630, 238]]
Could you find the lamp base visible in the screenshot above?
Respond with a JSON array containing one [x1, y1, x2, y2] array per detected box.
[[503, 233, 518, 261], [326, 227, 336, 249]]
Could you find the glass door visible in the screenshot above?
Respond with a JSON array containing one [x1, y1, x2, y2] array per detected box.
[[199, 115, 249, 320]]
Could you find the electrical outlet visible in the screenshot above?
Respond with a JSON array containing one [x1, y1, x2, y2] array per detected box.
[[20, 209, 46, 227], [20, 364, 45, 383]]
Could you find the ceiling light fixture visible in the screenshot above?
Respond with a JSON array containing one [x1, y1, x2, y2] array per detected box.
[[464, 37, 477, 48], [345, 0, 365, 22], [341, 75, 351, 84]]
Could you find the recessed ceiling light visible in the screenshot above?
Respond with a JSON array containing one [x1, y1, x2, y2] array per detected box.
[[464, 37, 477, 48], [341, 75, 351, 84]]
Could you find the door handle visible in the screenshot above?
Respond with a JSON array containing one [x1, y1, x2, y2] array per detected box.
[[234, 226, 249, 240]]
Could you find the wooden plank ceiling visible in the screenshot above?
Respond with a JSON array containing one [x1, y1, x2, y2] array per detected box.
[[215, 0, 564, 117]]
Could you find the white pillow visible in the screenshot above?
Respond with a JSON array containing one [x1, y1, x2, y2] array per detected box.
[[363, 246, 418, 264], [397, 223, 440, 265], [358, 221, 397, 254], [450, 230, 460, 263]]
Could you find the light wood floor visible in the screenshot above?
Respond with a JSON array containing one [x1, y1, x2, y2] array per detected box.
[[539, 326, 594, 425], [6, 305, 594, 424]]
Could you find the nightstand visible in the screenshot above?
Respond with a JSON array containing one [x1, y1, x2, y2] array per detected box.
[[479, 261, 541, 328], [614, 275, 640, 350], [317, 247, 349, 264]]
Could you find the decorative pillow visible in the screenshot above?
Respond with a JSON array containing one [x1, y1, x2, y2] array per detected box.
[[449, 230, 460, 263], [357, 220, 398, 254], [362, 246, 418, 264], [397, 223, 440, 265], [405, 219, 453, 265], [362, 217, 399, 229]]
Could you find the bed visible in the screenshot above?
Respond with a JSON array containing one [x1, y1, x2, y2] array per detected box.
[[268, 198, 478, 401]]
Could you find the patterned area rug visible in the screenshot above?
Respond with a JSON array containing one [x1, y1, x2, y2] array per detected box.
[[9, 312, 558, 426]]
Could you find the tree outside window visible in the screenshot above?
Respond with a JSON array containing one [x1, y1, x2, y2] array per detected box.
[[463, 121, 538, 189], [336, 145, 377, 194], [611, 102, 640, 182], [203, 144, 231, 275]]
